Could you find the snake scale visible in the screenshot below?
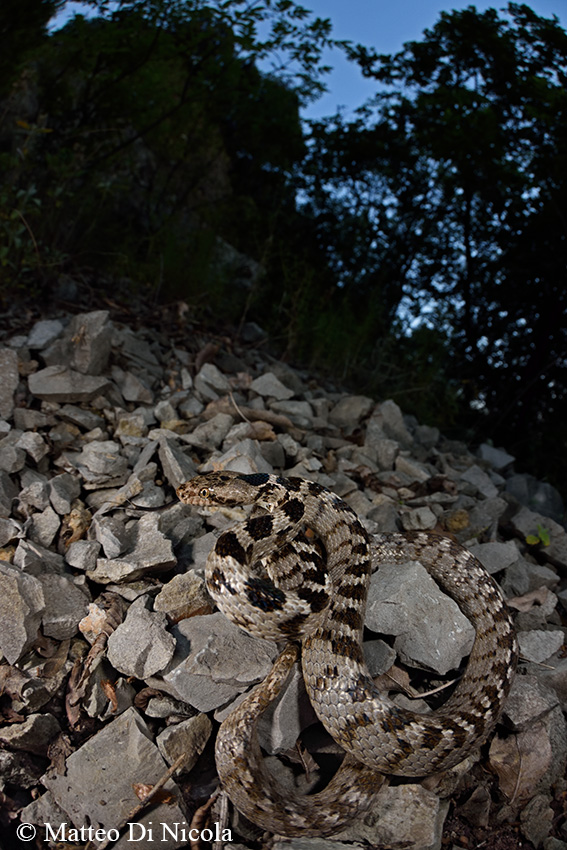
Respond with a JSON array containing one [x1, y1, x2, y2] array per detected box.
[[177, 471, 518, 836]]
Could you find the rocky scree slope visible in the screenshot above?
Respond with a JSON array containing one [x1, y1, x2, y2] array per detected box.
[[0, 310, 566, 850]]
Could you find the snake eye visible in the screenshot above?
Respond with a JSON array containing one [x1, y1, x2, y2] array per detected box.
[[199, 487, 210, 499]]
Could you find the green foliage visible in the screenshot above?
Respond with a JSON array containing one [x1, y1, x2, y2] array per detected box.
[[526, 525, 551, 547]]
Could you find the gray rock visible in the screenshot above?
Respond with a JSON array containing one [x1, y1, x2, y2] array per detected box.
[[414, 424, 440, 448], [401, 506, 438, 531], [42, 707, 187, 850], [154, 570, 212, 621], [0, 564, 45, 663], [158, 438, 197, 489], [366, 399, 413, 449], [27, 318, 65, 350], [91, 514, 129, 558], [107, 596, 176, 678], [194, 363, 231, 400], [65, 539, 101, 571], [13, 408, 51, 430], [328, 395, 374, 429], [503, 675, 560, 730], [250, 372, 294, 401], [478, 443, 515, 470], [336, 783, 449, 850], [156, 713, 212, 773], [13, 538, 65, 575], [506, 473, 564, 524], [0, 713, 60, 755], [363, 639, 397, 677], [460, 464, 499, 498], [48, 472, 81, 514], [15, 431, 49, 463], [0, 431, 26, 472], [257, 661, 317, 754], [111, 366, 153, 403], [90, 513, 176, 583], [29, 505, 60, 547], [395, 454, 431, 482], [58, 403, 105, 431], [0, 348, 19, 419], [270, 400, 314, 429], [67, 310, 113, 375], [159, 613, 277, 711], [0, 516, 22, 546], [182, 412, 234, 450], [37, 573, 89, 639], [517, 629, 565, 663], [0, 468, 18, 516], [467, 540, 519, 575], [366, 561, 475, 674], [213, 438, 274, 475], [28, 366, 110, 403]]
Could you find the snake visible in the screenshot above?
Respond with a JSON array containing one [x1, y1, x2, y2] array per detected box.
[[177, 471, 518, 837]]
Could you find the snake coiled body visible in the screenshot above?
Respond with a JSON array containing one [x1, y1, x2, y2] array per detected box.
[[177, 472, 518, 836]]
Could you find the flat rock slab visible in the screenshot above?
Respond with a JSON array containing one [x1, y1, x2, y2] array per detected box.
[[366, 561, 475, 674], [42, 707, 188, 850], [28, 366, 110, 403], [159, 612, 278, 712]]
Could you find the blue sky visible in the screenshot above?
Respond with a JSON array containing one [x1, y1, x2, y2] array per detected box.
[[52, 2, 567, 121], [299, 1, 567, 119]]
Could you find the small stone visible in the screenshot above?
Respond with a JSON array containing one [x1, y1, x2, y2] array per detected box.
[[329, 395, 374, 429], [28, 366, 110, 403], [460, 464, 499, 498], [0, 564, 45, 663], [65, 539, 101, 571], [58, 403, 105, 431], [0, 348, 20, 419], [156, 713, 212, 773], [154, 571, 213, 621], [270, 400, 314, 429], [0, 432, 26, 473], [112, 367, 154, 403], [467, 541, 519, 575], [181, 412, 234, 450], [194, 363, 231, 400], [29, 505, 60, 547], [478, 443, 515, 469], [48, 472, 82, 514], [27, 319, 65, 350], [107, 596, 176, 678], [159, 613, 278, 711], [89, 514, 176, 583], [366, 399, 413, 449], [366, 561, 474, 674], [337, 782, 448, 848], [517, 629, 565, 663], [13, 408, 51, 430], [37, 573, 89, 639], [0, 713, 60, 755], [401, 506, 438, 531], [66, 310, 113, 375], [158, 438, 197, 489], [250, 372, 294, 401]]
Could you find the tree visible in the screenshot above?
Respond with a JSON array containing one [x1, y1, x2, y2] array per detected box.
[[298, 3, 567, 489]]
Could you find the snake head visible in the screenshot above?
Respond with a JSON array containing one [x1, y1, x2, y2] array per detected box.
[[177, 471, 268, 506]]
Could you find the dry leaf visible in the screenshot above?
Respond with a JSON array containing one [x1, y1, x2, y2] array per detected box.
[[60, 504, 92, 545], [507, 586, 554, 612], [101, 679, 119, 713], [132, 783, 176, 805], [489, 723, 552, 803]]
